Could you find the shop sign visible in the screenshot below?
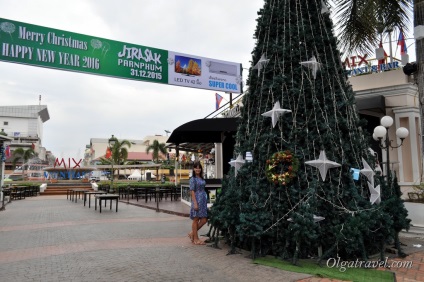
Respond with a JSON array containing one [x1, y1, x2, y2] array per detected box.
[[343, 54, 401, 77], [54, 158, 82, 169]]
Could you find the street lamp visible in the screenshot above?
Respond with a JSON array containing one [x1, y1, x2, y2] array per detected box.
[[373, 116, 409, 183], [108, 135, 117, 192]]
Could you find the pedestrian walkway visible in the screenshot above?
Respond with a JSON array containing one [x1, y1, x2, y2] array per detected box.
[[0, 195, 310, 282], [2, 195, 424, 282]]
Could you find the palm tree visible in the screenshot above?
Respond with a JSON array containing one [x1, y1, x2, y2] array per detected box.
[[100, 139, 131, 181], [12, 148, 36, 180], [331, 0, 412, 54], [146, 139, 167, 163]]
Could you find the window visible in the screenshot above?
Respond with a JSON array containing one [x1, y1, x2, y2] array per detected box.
[[3, 121, 8, 125]]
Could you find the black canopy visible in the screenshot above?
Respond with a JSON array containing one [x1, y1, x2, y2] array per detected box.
[[167, 117, 239, 144], [166, 117, 239, 153]]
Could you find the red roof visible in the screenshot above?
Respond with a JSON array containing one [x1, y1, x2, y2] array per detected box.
[[127, 152, 153, 161], [95, 152, 156, 161]]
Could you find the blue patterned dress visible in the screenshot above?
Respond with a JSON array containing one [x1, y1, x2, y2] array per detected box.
[[189, 176, 207, 219]]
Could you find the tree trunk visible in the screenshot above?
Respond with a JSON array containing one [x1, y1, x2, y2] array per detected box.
[[416, 0, 424, 181]]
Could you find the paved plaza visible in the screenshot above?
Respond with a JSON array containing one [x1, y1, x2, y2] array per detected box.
[[0, 196, 311, 282]]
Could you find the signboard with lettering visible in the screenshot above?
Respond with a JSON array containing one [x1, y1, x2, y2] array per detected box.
[[0, 17, 242, 93], [343, 54, 401, 77]]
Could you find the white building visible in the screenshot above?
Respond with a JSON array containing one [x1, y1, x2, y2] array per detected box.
[[0, 105, 50, 161]]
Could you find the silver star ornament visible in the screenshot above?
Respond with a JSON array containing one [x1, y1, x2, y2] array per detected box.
[[360, 158, 375, 186], [300, 55, 321, 79], [228, 154, 245, 177], [261, 101, 292, 128], [368, 182, 381, 205], [305, 150, 341, 181], [253, 53, 269, 76]]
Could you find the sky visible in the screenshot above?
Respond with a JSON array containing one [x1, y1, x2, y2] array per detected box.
[[0, 0, 264, 159], [0, 0, 416, 160]]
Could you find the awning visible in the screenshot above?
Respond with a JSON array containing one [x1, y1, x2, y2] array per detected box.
[[166, 117, 239, 152], [355, 95, 386, 114]]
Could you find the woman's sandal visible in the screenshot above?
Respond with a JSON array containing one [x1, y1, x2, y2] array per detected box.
[[187, 232, 194, 242], [193, 240, 206, 245]]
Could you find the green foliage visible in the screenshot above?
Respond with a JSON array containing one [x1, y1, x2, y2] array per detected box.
[[146, 139, 167, 163], [12, 148, 37, 179], [331, 0, 412, 54]]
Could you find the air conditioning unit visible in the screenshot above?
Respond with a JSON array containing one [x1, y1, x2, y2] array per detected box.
[[209, 61, 238, 77]]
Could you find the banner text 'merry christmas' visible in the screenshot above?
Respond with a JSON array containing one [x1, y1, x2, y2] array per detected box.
[[18, 26, 88, 50], [1, 25, 99, 69]]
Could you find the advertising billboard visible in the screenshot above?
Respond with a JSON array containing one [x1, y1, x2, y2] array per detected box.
[[0, 17, 242, 93]]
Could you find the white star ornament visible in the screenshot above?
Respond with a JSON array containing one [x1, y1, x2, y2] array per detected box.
[[368, 182, 381, 205], [305, 150, 341, 181], [228, 154, 245, 177], [300, 55, 321, 79], [360, 158, 375, 186], [261, 101, 292, 128], [253, 54, 269, 76]]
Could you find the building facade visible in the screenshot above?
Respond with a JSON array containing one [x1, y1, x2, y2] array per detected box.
[[0, 105, 53, 179], [85, 135, 170, 165], [351, 69, 421, 195]]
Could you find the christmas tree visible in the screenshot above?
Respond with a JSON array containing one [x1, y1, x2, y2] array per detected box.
[[209, 0, 410, 262]]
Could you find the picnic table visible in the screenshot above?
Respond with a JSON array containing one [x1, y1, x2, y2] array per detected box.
[[94, 194, 120, 213], [84, 191, 107, 208]]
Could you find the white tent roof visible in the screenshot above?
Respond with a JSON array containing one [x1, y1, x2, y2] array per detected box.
[[128, 169, 142, 179]]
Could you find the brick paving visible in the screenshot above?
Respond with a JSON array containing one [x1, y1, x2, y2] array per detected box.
[[127, 196, 424, 281], [0, 196, 311, 282], [2, 195, 424, 281]]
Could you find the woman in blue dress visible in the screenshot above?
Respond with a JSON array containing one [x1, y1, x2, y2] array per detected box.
[[188, 161, 208, 245]]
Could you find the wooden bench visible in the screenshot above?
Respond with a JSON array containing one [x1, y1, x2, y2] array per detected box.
[[94, 194, 119, 213]]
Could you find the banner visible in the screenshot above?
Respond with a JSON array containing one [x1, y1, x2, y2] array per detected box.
[[0, 17, 242, 93]]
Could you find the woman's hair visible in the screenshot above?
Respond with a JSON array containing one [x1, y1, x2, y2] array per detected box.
[[191, 161, 204, 179]]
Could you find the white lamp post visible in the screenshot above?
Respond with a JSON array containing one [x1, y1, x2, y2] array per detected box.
[[373, 116, 409, 181], [108, 135, 117, 192]]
